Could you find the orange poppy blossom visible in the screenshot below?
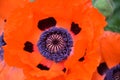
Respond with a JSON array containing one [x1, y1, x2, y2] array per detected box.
[[92, 31, 120, 80], [92, 64, 120, 80], [3, 0, 106, 80], [91, 64, 120, 80], [99, 31, 120, 69]]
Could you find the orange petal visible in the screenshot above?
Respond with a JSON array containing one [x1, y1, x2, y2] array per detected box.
[[65, 48, 100, 80], [50, 75, 65, 80], [0, 0, 29, 19], [25, 68, 65, 80], [91, 70, 105, 80], [3, 3, 44, 77], [64, 1, 105, 79], [99, 31, 120, 68]]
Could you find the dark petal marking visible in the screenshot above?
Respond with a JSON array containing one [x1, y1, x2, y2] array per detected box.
[[78, 49, 86, 62], [4, 19, 7, 22], [70, 22, 81, 35], [78, 57, 85, 62], [97, 62, 109, 75], [37, 64, 49, 70], [62, 68, 66, 73], [23, 41, 33, 53], [37, 17, 56, 31]]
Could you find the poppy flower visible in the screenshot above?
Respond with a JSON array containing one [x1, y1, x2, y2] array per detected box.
[[92, 64, 120, 80], [3, 0, 106, 80], [92, 31, 120, 80], [99, 31, 120, 68]]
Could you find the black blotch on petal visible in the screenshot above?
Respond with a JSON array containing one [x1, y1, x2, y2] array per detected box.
[[37, 17, 56, 30], [23, 41, 33, 53], [78, 57, 85, 62], [4, 19, 7, 22], [97, 62, 109, 75], [71, 22, 81, 35], [62, 68, 66, 73], [37, 64, 49, 70]]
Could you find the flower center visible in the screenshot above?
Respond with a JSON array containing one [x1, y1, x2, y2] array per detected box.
[[46, 34, 65, 53], [104, 65, 120, 80], [52, 39, 59, 45], [113, 71, 120, 80], [37, 27, 73, 62]]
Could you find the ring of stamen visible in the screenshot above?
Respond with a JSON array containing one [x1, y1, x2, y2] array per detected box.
[[37, 27, 73, 62]]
